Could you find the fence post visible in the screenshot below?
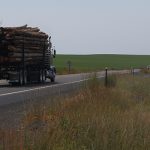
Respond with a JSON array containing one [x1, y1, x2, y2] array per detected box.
[[132, 68, 134, 75], [105, 67, 108, 87], [67, 60, 72, 73]]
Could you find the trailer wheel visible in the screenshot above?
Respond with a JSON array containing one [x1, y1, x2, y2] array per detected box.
[[42, 71, 46, 82], [24, 71, 27, 85], [39, 71, 43, 83], [51, 77, 55, 82], [19, 72, 23, 86]]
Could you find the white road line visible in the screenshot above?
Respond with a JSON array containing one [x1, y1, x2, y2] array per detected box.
[[0, 78, 94, 97]]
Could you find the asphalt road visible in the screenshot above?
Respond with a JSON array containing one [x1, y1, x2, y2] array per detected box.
[[0, 70, 134, 106], [0, 72, 100, 106], [0, 72, 100, 128], [0, 69, 140, 128]]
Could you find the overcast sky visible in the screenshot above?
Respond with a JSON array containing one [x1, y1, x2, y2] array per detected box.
[[0, 0, 150, 54]]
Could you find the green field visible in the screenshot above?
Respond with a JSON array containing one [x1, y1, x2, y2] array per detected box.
[[54, 54, 150, 74]]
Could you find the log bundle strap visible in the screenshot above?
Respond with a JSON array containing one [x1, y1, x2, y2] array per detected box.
[[0, 25, 50, 65]]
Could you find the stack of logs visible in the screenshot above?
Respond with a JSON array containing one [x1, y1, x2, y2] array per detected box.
[[0, 25, 50, 64]]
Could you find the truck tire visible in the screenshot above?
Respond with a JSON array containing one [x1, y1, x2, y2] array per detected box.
[[19, 72, 23, 86], [39, 70, 43, 83], [42, 71, 46, 82], [24, 71, 27, 85], [51, 77, 55, 82]]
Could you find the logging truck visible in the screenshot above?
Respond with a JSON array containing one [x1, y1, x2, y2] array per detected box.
[[0, 25, 56, 85]]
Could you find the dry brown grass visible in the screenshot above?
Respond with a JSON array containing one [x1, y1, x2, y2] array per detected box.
[[0, 75, 150, 150], [141, 68, 150, 74]]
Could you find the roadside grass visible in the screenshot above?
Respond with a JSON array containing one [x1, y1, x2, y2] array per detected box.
[[54, 54, 150, 74], [0, 74, 150, 149], [141, 68, 150, 74]]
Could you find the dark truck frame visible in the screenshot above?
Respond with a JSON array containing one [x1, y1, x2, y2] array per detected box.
[[0, 36, 56, 85]]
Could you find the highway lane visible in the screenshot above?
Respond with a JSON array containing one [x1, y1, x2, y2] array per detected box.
[[0, 72, 96, 128], [0, 70, 135, 106], [0, 72, 96, 106], [0, 69, 140, 128], [0, 73, 89, 95]]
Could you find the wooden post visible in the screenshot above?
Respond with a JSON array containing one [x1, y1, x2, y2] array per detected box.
[[67, 60, 72, 73], [105, 67, 108, 87], [132, 68, 134, 75]]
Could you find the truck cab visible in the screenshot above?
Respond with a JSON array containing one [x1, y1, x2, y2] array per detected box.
[[46, 66, 56, 82]]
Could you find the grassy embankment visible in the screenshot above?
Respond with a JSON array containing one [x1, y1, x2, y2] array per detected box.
[[0, 73, 150, 149], [54, 54, 150, 74]]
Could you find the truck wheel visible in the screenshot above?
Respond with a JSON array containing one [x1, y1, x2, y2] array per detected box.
[[39, 71, 43, 83], [19, 72, 23, 86], [24, 71, 27, 85], [42, 71, 46, 82], [51, 77, 55, 82]]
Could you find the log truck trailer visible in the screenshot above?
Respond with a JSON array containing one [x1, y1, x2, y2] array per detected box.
[[0, 26, 56, 85]]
